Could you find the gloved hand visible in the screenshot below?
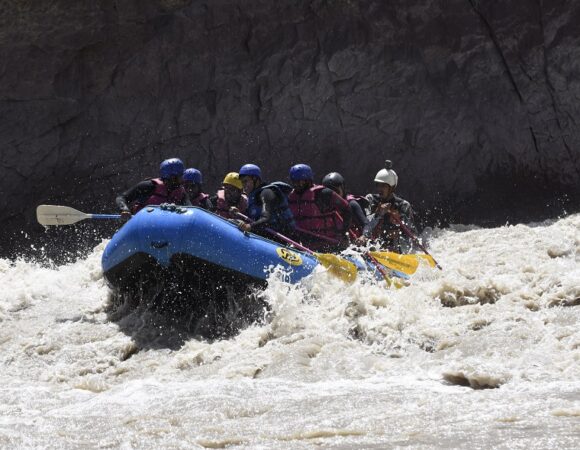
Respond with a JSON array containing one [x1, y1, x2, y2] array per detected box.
[[238, 222, 251, 233], [120, 210, 132, 222], [355, 235, 368, 246]]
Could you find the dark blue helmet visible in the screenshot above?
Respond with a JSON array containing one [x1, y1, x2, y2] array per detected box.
[[159, 158, 185, 179], [289, 164, 313, 181], [183, 168, 203, 184], [239, 164, 262, 178]]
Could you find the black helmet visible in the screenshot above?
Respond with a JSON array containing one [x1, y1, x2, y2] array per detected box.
[[322, 172, 345, 189]]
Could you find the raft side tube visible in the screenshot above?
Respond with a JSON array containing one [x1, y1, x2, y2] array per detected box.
[[102, 206, 319, 286]]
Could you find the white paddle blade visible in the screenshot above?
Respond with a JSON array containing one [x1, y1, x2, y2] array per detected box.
[[36, 205, 89, 226]]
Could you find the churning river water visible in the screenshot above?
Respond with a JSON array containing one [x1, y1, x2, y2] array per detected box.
[[1, 214, 579, 449]]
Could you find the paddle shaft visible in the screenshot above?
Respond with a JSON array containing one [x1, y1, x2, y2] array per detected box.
[[236, 214, 358, 283], [36, 205, 122, 226], [365, 251, 387, 277], [89, 214, 122, 220], [348, 228, 394, 284], [294, 226, 341, 245], [390, 215, 442, 270], [234, 208, 342, 245], [233, 212, 315, 255], [234, 212, 379, 284], [365, 251, 401, 288], [265, 227, 313, 255]]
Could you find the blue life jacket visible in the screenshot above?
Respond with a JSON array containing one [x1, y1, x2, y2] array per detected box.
[[247, 182, 295, 230]]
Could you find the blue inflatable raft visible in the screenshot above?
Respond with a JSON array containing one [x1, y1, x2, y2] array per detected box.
[[101, 205, 408, 335], [101, 205, 415, 337], [102, 206, 324, 291]]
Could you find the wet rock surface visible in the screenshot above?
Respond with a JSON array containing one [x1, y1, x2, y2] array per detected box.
[[1, 0, 579, 257]]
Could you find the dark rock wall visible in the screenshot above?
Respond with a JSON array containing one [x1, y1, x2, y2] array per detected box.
[[1, 0, 579, 256]]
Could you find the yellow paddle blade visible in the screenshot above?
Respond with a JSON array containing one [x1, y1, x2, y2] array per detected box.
[[364, 253, 406, 289], [369, 251, 436, 275], [314, 253, 358, 283]]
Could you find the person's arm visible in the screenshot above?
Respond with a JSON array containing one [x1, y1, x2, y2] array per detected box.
[[202, 196, 213, 211], [178, 191, 191, 207], [349, 200, 368, 229], [249, 188, 277, 229], [115, 181, 155, 212], [208, 195, 218, 211]]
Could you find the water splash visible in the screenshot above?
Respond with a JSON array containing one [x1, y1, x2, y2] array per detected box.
[[1, 214, 579, 448]]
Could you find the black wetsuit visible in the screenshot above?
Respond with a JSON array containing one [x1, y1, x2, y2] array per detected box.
[[246, 182, 295, 237], [347, 197, 369, 235]]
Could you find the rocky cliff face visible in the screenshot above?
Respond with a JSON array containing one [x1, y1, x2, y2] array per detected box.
[[2, 0, 579, 256]]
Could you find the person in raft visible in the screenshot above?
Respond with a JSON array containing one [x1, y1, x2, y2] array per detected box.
[[321, 171, 370, 239], [360, 160, 417, 253], [287, 164, 352, 252], [183, 168, 213, 210], [116, 157, 190, 221], [236, 163, 295, 236], [210, 172, 248, 219]]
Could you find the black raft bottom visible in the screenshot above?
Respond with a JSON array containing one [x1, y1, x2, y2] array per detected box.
[[104, 253, 269, 341]]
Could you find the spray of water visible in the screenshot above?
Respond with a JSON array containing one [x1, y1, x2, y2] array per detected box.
[[1, 215, 579, 448]]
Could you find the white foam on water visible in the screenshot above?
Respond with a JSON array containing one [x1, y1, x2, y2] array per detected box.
[[1, 215, 579, 448]]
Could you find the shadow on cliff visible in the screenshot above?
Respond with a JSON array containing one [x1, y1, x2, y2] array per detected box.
[[415, 173, 579, 230]]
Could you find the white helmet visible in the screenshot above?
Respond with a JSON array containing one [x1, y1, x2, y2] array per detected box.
[[374, 160, 398, 187]]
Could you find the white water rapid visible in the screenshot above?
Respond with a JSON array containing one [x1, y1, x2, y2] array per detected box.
[[1, 214, 579, 449]]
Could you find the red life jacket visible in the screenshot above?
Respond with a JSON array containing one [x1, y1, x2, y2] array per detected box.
[[215, 189, 248, 219], [191, 192, 210, 208], [130, 178, 186, 214], [288, 185, 344, 241]]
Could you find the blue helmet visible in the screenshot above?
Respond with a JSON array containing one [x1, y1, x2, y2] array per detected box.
[[159, 158, 185, 179], [289, 164, 313, 181], [183, 168, 203, 184], [239, 164, 262, 178]]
